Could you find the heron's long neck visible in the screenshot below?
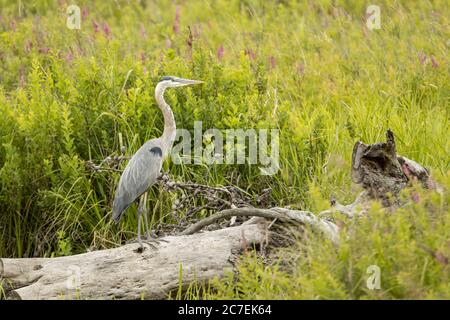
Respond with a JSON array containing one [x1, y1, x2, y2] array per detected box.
[[155, 84, 176, 155]]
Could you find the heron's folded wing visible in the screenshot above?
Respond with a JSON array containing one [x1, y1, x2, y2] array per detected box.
[[112, 144, 163, 222]]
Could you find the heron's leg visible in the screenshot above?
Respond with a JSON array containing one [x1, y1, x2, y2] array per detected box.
[[137, 195, 145, 251], [142, 192, 151, 239]]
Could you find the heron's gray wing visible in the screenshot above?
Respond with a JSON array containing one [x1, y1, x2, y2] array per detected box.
[[112, 140, 163, 222]]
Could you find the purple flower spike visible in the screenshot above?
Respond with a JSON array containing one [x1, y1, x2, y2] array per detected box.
[[103, 22, 111, 39], [244, 48, 256, 61], [217, 44, 224, 61], [430, 55, 439, 68], [65, 52, 74, 62], [269, 56, 277, 69], [92, 19, 99, 33], [417, 51, 427, 65], [82, 7, 89, 20], [173, 6, 180, 34]]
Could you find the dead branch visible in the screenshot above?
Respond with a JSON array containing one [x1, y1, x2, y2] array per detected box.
[[180, 207, 339, 244]]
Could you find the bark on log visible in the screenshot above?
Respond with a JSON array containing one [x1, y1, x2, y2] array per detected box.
[[351, 129, 435, 206], [351, 129, 408, 206], [0, 222, 266, 300]]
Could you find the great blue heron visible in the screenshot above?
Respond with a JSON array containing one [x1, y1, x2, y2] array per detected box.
[[112, 76, 203, 250]]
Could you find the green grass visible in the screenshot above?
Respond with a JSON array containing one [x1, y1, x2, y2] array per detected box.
[[207, 180, 450, 299], [0, 0, 448, 299]]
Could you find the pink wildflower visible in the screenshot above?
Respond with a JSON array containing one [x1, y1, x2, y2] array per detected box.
[[269, 56, 277, 69], [430, 55, 439, 68], [217, 44, 224, 61], [173, 6, 180, 34], [244, 48, 256, 60], [92, 19, 99, 33], [65, 52, 73, 62], [82, 7, 89, 20], [417, 51, 427, 65], [103, 22, 111, 38]]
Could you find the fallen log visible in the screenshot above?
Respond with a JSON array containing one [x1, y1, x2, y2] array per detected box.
[[1, 207, 339, 300], [1, 222, 267, 300]]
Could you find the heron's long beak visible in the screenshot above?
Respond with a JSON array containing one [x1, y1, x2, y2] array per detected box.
[[175, 78, 204, 87]]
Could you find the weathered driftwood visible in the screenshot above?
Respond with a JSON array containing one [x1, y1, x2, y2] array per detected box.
[[325, 129, 436, 218], [1, 222, 267, 300], [351, 129, 435, 206], [351, 129, 408, 203], [1, 208, 338, 300]]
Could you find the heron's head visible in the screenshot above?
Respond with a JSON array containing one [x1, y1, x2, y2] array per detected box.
[[159, 76, 203, 88]]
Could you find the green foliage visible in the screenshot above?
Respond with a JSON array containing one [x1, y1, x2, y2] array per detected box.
[[209, 179, 450, 299], [54, 230, 73, 257], [0, 0, 448, 299]]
